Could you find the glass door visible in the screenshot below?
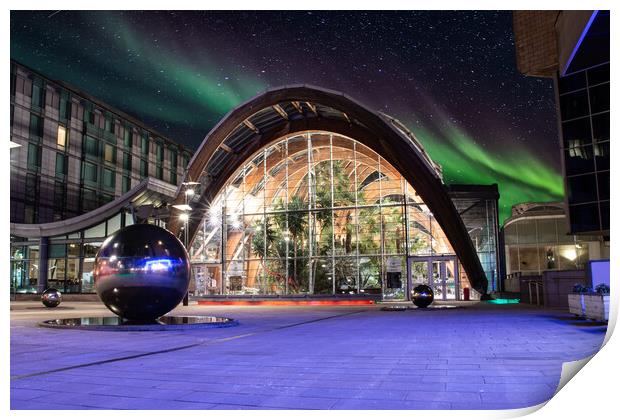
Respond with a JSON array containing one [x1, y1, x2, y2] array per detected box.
[[408, 256, 459, 300]]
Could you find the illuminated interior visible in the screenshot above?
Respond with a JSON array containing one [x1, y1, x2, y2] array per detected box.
[[189, 131, 473, 299]]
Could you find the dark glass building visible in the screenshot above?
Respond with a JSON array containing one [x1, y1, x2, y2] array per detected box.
[[513, 10, 610, 239]]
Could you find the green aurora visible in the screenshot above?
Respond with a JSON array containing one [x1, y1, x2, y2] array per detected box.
[[10, 11, 564, 225]]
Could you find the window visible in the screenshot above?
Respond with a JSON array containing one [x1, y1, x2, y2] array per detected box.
[[29, 114, 43, 139], [156, 166, 163, 180], [103, 168, 116, 190], [569, 204, 600, 233], [104, 144, 116, 164], [82, 189, 98, 213], [123, 153, 132, 171], [84, 136, 99, 159], [567, 174, 598, 204], [560, 90, 589, 121], [589, 83, 610, 114], [124, 127, 133, 149], [105, 117, 115, 133], [53, 181, 66, 212], [140, 159, 148, 178], [25, 173, 39, 203], [55, 153, 67, 176], [170, 170, 177, 185], [27, 143, 41, 170], [170, 149, 177, 169], [31, 83, 44, 108], [141, 135, 149, 156], [59, 95, 71, 120], [57, 125, 67, 149], [100, 194, 114, 205], [82, 162, 98, 184], [122, 176, 131, 193], [156, 144, 164, 163]]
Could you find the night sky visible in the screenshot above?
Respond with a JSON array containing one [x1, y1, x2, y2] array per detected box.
[[10, 10, 564, 223]]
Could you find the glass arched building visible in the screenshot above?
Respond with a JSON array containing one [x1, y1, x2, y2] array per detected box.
[[170, 86, 499, 301]]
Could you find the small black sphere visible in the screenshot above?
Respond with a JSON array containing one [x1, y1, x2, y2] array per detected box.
[[94, 224, 190, 321], [41, 288, 62, 308], [411, 284, 434, 308]]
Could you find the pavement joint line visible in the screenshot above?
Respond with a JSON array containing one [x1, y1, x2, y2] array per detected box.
[[11, 308, 367, 381]]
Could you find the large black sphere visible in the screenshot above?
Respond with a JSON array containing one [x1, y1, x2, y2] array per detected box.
[[41, 288, 62, 308], [411, 284, 434, 308], [94, 224, 190, 320]]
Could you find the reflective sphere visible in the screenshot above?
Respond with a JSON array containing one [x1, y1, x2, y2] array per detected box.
[[94, 224, 190, 320], [41, 288, 62, 308], [411, 284, 434, 308]]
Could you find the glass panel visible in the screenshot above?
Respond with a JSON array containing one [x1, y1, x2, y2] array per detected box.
[[104, 144, 115, 164], [382, 205, 405, 254], [560, 90, 589, 120], [589, 83, 609, 113], [107, 213, 122, 235], [536, 218, 557, 243], [410, 260, 429, 286], [431, 261, 443, 298], [517, 219, 537, 245], [558, 71, 586, 93], [358, 206, 381, 255], [334, 256, 358, 295], [562, 117, 591, 149], [557, 245, 579, 270], [567, 174, 598, 204], [359, 256, 381, 294], [564, 142, 594, 176], [587, 64, 609, 86], [517, 246, 540, 274], [445, 260, 457, 300], [48, 258, 65, 291], [383, 256, 405, 300], [84, 221, 106, 238], [66, 258, 80, 293], [57, 125, 67, 149], [569, 203, 600, 233], [592, 112, 609, 142], [310, 257, 333, 295], [81, 258, 95, 292], [594, 141, 609, 171], [507, 247, 520, 275], [333, 208, 356, 256]]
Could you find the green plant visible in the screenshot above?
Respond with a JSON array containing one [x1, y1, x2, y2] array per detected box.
[[572, 283, 591, 294], [594, 283, 610, 295]]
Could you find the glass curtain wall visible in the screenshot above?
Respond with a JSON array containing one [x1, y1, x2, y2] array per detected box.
[[190, 132, 457, 297], [504, 215, 596, 275], [9, 210, 134, 294]]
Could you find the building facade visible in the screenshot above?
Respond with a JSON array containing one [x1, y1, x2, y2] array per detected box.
[[169, 85, 500, 301], [502, 202, 605, 276], [10, 60, 193, 224], [513, 11, 609, 238], [10, 61, 192, 294]]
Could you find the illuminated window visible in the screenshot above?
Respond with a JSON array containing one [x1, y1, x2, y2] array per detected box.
[[57, 125, 67, 149], [104, 144, 115, 164]]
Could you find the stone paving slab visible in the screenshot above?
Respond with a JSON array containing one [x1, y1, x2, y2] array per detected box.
[[10, 301, 606, 410]]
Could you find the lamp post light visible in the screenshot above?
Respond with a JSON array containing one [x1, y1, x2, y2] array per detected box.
[[179, 180, 198, 306]]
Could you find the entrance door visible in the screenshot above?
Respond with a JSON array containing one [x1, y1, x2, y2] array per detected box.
[[408, 256, 459, 300]]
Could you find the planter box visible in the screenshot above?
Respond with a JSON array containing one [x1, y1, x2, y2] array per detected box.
[[584, 294, 610, 322], [567, 293, 586, 317]]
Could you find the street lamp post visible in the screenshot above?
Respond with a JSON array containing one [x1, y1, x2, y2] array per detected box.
[[174, 181, 198, 306]]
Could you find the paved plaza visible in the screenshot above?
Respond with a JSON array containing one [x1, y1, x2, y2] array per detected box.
[[10, 301, 606, 410]]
